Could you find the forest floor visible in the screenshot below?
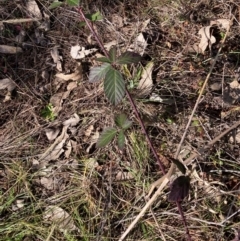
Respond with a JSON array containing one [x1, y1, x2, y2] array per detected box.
[[1, 0, 240, 240]]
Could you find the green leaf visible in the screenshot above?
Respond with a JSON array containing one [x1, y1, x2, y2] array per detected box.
[[96, 127, 117, 148], [109, 47, 117, 63], [117, 130, 125, 150], [115, 114, 132, 130], [89, 63, 111, 83], [85, 11, 103, 22], [66, 0, 79, 6], [116, 51, 141, 65], [104, 67, 125, 105], [169, 157, 186, 175], [48, 1, 63, 9], [96, 57, 111, 63]]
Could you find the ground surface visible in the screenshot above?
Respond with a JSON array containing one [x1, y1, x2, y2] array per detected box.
[[1, 0, 240, 240]]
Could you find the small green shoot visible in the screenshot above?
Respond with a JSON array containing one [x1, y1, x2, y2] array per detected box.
[[96, 114, 132, 149], [48, 0, 79, 10], [40, 103, 56, 121]]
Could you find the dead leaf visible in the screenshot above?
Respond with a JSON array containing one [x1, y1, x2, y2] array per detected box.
[[26, 0, 42, 19], [70, 45, 97, 59], [56, 65, 82, 81], [44, 206, 78, 232], [51, 46, 62, 72], [39, 125, 69, 162], [84, 125, 94, 137], [137, 62, 154, 96], [0, 45, 23, 54], [0, 78, 16, 101], [116, 171, 133, 180], [210, 19, 232, 30], [104, 40, 117, 51], [198, 26, 216, 53], [111, 14, 124, 28], [50, 91, 70, 115], [65, 140, 72, 158], [45, 128, 60, 141], [128, 33, 147, 56], [40, 176, 54, 190], [12, 199, 25, 211], [229, 131, 240, 144], [63, 113, 80, 127]]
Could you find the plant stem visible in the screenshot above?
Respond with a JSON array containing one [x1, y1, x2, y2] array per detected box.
[[76, 7, 166, 175], [176, 201, 192, 241]]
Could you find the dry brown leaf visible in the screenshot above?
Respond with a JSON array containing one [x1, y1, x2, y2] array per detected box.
[[65, 140, 72, 158], [210, 19, 232, 30], [26, 0, 42, 19], [44, 206, 78, 232], [137, 62, 154, 96], [116, 171, 133, 180], [56, 72, 81, 81], [63, 113, 80, 127], [51, 46, 62, 72], [45, 128, 60, 141], [50, 91, 70, 115], [70, 45, 97, 59], [128, 33, 147, 55], [198, 26, 216, 53], [0, 45, 23, 54], [40, 176, 54, 190], [0, 78, 16, 101]]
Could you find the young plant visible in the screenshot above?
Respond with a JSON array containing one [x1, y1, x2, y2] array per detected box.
[[96, 114, 132, 149], [89, 47, 141, 105], [40, 103, 56, 121]]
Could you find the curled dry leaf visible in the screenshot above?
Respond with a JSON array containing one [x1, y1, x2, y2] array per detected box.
[[137, 62, 154, 96], [51, 46, 62, 72], [198, 26, 216, 53], [40, 176, 54, 190], [45, 128, 60, 141], [44, 206, 78, 232], [128, 33, 147, 56], [63, 113, 80, 127], [71, 45, 97, 59], [26, 0, 42, 19], [0, 78, 16, 101], [0, 45, 23, 54], [210, 19, 232, 30], [50, 91, 70, 115]]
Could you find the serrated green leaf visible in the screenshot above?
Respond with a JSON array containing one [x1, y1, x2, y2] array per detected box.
[[48, 1, 63, 9], [96, 57, 111, 63], [104, 67, 125, 105], [116, 51, 141, 65], [89, 63, 111, 83], [169, 157, 186, 175], [96, 127, 117, 148], [115, 114, 132, 130], [117, 130, 125, 150], [66, 0, 79, 6], [109, 47, 117, 63], [85, 11, 103, 21]]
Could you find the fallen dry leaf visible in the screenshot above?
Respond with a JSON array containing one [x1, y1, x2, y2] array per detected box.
[[26, 0, 42, 19], [44, 206, 78, 232], [137, 62, 154, 96], [50, 91, 70, 115], [51, 46, 62, 72], [128, 33, 147, 56], [116, 171, 133, 180], [210, 18, 232, 30], [63, 113, 80, 127], [0, 45, 23, 54], [40, 176, 54, 190], [198, 26, 216, 53], [45, 128, 60, 141], [70, 45, 97, 59], [0, 78, 16, 101]]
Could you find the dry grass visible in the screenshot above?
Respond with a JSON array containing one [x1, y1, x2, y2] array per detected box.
[[1, 0, 240, 240]]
